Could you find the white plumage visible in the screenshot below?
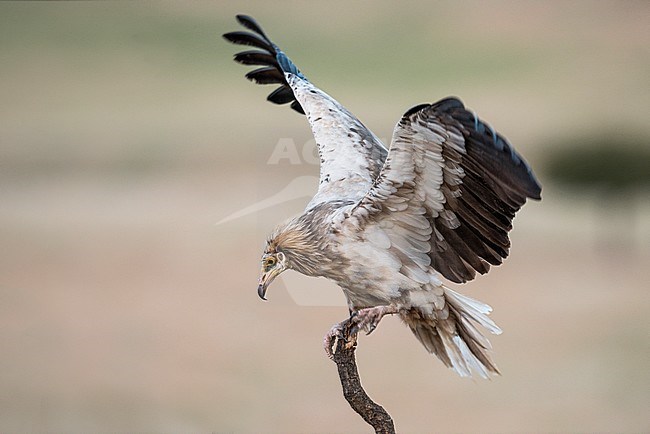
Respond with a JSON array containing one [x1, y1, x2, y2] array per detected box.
[[225, 15, 541, 378]]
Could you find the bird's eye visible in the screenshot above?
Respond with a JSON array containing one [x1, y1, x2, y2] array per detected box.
[[264, 256, 276, 271]]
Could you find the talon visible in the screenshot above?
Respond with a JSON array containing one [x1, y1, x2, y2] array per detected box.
[[323, 323, 344, 359]]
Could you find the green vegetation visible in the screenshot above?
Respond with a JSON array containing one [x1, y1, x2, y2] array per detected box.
[[545, 133, 650, 193]]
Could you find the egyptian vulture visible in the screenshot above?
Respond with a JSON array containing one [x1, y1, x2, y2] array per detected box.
[[224, 15, 541, 378]]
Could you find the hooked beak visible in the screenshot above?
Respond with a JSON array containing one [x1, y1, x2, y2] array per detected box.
[[257, 266, 283, 301]]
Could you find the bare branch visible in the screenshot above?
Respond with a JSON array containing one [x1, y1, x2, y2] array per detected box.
[[331, 319, 395, 434]]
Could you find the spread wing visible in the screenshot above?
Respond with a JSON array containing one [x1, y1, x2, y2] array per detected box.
[[224, 15, 387, 208], [342, 98, 541, 284]]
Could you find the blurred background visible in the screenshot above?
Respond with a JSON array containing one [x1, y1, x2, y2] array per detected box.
[[1, 1, 648, 432]]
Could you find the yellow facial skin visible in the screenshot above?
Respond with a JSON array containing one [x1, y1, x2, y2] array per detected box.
[[257, 252, 285, 300]]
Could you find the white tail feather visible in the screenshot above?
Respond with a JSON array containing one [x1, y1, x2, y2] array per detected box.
[[403, 286, 501, 379], [444, 287, 502, 335]]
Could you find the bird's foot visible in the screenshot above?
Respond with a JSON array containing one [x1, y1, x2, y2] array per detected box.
[[323, 322, 353, 359], [349, 305, 399, 336], [323, 305, 399, 359]]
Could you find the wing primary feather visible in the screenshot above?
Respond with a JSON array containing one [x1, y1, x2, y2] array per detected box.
[[455, 200, 511, 248], [245, 66, 284, 85], [462, 173, 516, 219], [453, 115, 541, 200], [434, 221, 490, 277], [224, 16, 307, 115], [235, 14, 270, 39], [457, 214, 509, 260], [458, 191, 513, 231], [233, 50, 279, 67], [266, 86, 295, 105], [290, 100, 305, 114], [222, 31, 273, 52], [433, 97, 541, 200]]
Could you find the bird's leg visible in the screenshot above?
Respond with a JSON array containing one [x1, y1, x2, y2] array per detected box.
[[349, 305, 399, 336], [323, 305, 399, 359]]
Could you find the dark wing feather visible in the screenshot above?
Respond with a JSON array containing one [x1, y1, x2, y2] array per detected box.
[[233, 50, 279, 67], [235, 14, 269, 37], [223, 15, 305, 114], [290, 100, 305, 115], [266, 86, 294, 104], [245, 66, 285, 85], [222, 31, 274, 52], [428, 98, 540, 282], [347, 97, 541, 284]]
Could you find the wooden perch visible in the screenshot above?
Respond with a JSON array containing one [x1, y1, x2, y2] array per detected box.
[[331, 320, 395, 434]]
